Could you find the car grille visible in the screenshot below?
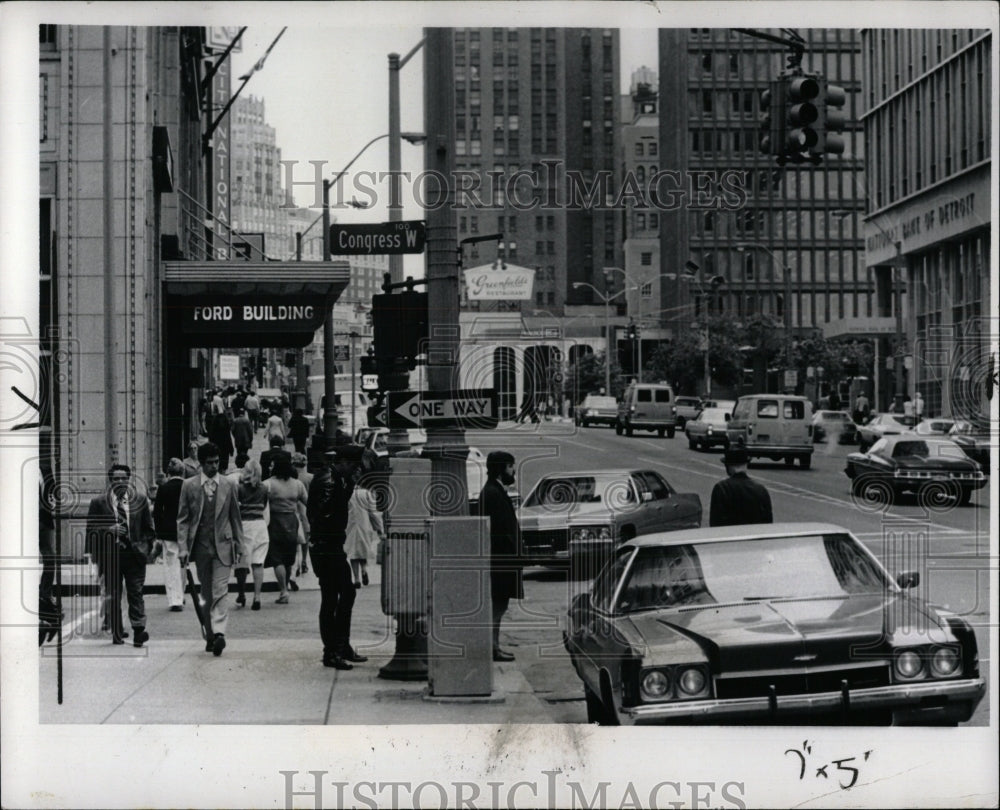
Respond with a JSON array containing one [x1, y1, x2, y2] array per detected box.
[[521, 529, 568, 554], [715, 666, 890, 699]]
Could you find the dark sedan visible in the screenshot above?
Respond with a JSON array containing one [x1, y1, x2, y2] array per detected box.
[[811, 410, 858, 444], [845, 435, 986, 506], [949, 419, 991, 470], [518, 469, 701, 567], [575, 395, 619, 427], [564, 523, 985, 725]]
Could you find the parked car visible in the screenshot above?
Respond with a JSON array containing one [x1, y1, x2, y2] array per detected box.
[[845, 435, 986, 506], [684, 407, 731, 450], [565, 522, 985, 725], [616, 383, 678, 438], [701, 398, 736, 414], [948, 419, 991, 470], [913, 417, 957, 436], [857, 413, 916, 451], [575, 395, 619, 427], [673, 396, 703, 429], [726, 394, 814, 468], [518, 469, 701, 567], [811, 410, 859, 444]]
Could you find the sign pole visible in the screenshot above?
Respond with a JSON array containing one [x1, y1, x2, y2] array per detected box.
[[322, 180, 339, 445]]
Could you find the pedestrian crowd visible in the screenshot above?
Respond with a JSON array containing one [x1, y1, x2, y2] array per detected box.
[[83, 389, 382, 664]]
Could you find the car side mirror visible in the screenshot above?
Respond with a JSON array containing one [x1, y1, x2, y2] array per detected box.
[[896, 570, 920, 589]]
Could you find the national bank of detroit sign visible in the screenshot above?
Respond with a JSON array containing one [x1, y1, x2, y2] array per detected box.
[[462, 263, 536, 301]]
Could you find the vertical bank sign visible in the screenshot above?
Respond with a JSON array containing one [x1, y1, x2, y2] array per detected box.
[[210, 50, 232, 259]]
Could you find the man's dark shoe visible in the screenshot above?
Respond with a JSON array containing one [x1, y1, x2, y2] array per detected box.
[[288, 579, 299, 592], [205, 634, 215, 652], [133, 628, 149, 648], [112, 636, 125, 645], [342, 647, 368, 663], [169, 605, 183, 612], [323, 655, 353, 670], [235, 593, 246, 607], [212, 634, 226, 656], [492, 649, 515, 662]]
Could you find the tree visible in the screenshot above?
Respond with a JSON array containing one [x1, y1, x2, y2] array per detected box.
[[644, 315, 743, 394], [563, 350, 624, 403]]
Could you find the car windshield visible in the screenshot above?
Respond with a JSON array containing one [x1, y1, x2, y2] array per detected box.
[[698, 408, 729, 423], [615, 534, 890, 612], [819, 411, 850, 421], [585, 397, 617, 408], [524, 474, 632, 507]]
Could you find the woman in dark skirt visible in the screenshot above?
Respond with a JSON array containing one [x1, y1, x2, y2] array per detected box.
[[263, 456, 308, 604]]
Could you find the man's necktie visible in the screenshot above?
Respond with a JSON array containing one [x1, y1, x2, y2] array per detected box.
[[116, 496, 129, 547], [205, 479, 217, 499]]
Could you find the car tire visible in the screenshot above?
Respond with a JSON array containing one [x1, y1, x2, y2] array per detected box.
[[625, 424, 634, 437], [666, 426, 675, 439], [958, 488, 973, 506], [657, 427, 665, 438], [784, 456, 796, 467], [584, 684, 606, 724], [615, 423, 623, 435], [800, 455, 811, 470], [677, 417, 686, 429], [688, 437, 697, 450]]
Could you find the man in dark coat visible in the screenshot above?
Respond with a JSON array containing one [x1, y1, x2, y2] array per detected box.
[[307, 444, 367, 670], [287, 408, 311, 454], [709, 446, 773, 527], [153, 458, 186, 611], [478, 450, 523, 662], [260, 434, 292, 480], [208, 411, 234, 473], [230, 407, 254, 468], [85, 463, 155, 646]]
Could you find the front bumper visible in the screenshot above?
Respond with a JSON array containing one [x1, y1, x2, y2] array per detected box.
[[622, 677, 985, 724], [689, 431, 728, 446]]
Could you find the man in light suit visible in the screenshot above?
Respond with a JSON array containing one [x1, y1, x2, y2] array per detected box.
[[85, 463, 155, 646], [176, 442, 244, 656]]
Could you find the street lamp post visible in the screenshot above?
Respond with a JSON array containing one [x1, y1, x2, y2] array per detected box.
[[573, 282, 626, 395], [736, 243, 794, 391], [605, 267, 682, 383], [682, 261, 726, 399], [389, 39, 426, 286], [321, 131, 425, 445]]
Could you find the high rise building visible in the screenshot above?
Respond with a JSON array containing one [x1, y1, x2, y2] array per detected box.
[[657, 29, 869, 391], [860, 28, 991, 418], [231, 95, 287, 258], [453, 27, 623, 314]]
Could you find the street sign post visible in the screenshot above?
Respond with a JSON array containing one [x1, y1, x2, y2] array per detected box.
[[329, 220, 426, 256], [387, 390, 499, 430]]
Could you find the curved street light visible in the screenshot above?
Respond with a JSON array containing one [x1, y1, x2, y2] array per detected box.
[[605, 267, 683, 382]]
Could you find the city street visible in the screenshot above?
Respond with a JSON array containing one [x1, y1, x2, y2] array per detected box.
[[41, 419, 991, 726]]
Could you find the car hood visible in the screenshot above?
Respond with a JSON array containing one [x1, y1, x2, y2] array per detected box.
[[519, 501, 616, 528], [625, 594, 953, 673]]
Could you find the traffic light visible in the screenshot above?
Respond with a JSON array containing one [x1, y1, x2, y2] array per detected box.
[[371, 290, 428, 362], [627, 322, 637, 341], [812, 78, 847, 157], [785, 75, 820, 162], [758, 79, 786, 159]]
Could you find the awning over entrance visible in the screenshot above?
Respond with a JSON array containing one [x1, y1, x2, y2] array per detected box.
[[163, 260, 350, 348]]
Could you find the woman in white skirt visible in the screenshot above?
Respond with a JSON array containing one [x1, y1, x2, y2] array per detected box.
[[345, 473, 384, 588], [235, 459, 270, 610]]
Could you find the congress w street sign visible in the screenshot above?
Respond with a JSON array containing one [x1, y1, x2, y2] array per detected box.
[[387, 390, 499, 430], [329, 220, 426, 256]]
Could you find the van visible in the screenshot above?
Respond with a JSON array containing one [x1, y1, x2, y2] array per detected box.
[[615, 382, 677, 438], [726, 394, 814, 468]]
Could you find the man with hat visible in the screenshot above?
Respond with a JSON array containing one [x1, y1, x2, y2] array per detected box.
[[307, 443, 368, 670], [709, 445, 773, 527], [477, 451, 523, 662]]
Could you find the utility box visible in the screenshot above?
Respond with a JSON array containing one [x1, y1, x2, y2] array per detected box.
[[427, 516, 493, 697], [380, 458, 433, 615]]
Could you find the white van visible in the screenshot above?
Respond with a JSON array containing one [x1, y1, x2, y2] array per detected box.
[[615, 382, 677, 438], [726, 394, 814, 468]]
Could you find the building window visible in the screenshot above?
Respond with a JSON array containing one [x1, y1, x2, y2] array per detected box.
[[648, 213, 658, 230], [702, 90, 713, 113], [729, 53, 738, 73], [641, 252, 652, 266], [744, 255, 754, 280], [701, 52, 712, 71], [637, 213, 646, 230], [634, 142, 644, 156], [704, 211, 714, 232]]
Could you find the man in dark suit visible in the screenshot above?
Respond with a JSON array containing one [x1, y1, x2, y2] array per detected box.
[[231, 407, 254, 469], [307, 444, 367, 670], [260, 434, 292, 480], [85, 463, 155, 646], [709, 446, 774, 527], [176, 442, 244, 656], [153, 458, 186, 612], [478, 451, 523, 662]]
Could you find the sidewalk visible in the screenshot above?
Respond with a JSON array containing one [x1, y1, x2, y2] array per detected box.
[[40, 565, 559, 725]]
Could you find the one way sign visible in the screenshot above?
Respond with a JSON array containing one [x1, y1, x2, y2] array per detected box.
[[387, 389, 499, 430]]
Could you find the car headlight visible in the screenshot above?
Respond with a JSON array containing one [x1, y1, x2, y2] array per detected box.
[[930, 646, 961, 677], [707, 427, 714, 435], [641, 669, 670, 699], [570, 526, 613, 543], [677, 666, 708, 696], [894, 649, 925, 680]]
